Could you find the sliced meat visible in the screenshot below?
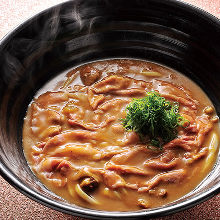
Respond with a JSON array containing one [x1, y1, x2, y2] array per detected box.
[[56, 160, 77, 175], [88, 88, 105, 109], [184, 123, 198, 133], [180, 106, 197, 120], [123, 131, 140, 146], [159, 150, 176, 163], [163, 136, 196, 151], [38, 158, 63, 172], [161, 93, 197, 110], [92, 75, 132, 94], [195, 115, 213, 147], [35, 91, 68, 108], [38, 125, 62, 140], [164, 115, 213, 152], [39, 158, 77, 173], [138, 199, 150, 209], [132, 80, 152, 90], [111, 147, 143, 164], [103, 171, 126, 189], [68, 116, 115, 131], [148, 188, 167, 198], [31, 103, 64, 138], [105, 162, 150, 176], [98, 99, 130, 112], [100, 147, 128, 160], [62, 103, 84, 119], [138, 169, 186, 192], [144, 158, 179, 170], [43, 130, 97, 152], [47, 144, 102, 160], [153, 80, 197, 109], [110, 88, 146, 97], [184, 147, 208, 165]]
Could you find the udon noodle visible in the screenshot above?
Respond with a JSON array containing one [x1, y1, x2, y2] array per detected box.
[[23, 59, 219, 211]]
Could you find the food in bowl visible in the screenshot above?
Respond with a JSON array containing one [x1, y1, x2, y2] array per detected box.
[[22, 59, 219, 211]]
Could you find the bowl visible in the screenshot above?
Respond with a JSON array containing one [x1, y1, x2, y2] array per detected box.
[[0, 0, 220, 219]]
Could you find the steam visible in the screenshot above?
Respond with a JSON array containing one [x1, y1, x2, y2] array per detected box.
[[1, 0, 106, 87], [0, 0, 111, 193]]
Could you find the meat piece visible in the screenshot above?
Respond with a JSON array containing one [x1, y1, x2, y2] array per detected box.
[[47, 144, 102, 160], [163, 136, 196, 151], [138, 199, 150, 209], [134, 80, 152, 90], [56, 160, 77, 175], [35, 142, 46, 149], [98, 99, 130, 112], [88, 89, 105, 109], [39, 158, 63, 172], [62, 103, 84, 119], [39, 159, 77, 186], [184, 123, 198, 133], [111, 147, 143, 164], [105, 162, 150, 176], [31, 103, 64, 137], [180, 112, 195, 127], [43, 130, 97, 152], [111, 124, 125, 134], [103, 171, 126, 189], [39, 125, 61, 140], [92, 75, 132, 94], [138, 169, 186, 192], [123, 131, 140, 146], [157, 188, 167, 197], [180, 106, 197, 120], [99, 147, 128, 159], [72, 85, 87, 92], [161, 93, 197, 110], [153, 80, 198, 110], [80, 65, 102, 86], [160, 150, 175, 163], [148, 188, 167, 197], [184, 147, 208, 165], [35, 91, 68, 108], [39, 158, 77, 174], [110, 88, 146, 97], [144, 158, 179, 170], [180, 107, 197, 131], [195, 115, 213, 147], [68, 120, 97, 131], [165, 115, 213, 152], [68, 116, 115, 131]]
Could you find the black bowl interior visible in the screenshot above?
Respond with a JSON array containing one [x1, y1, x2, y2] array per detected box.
[[0, 0, 220, 219]]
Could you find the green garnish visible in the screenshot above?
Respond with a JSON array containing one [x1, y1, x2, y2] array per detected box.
[[122, 91, 188, 149]]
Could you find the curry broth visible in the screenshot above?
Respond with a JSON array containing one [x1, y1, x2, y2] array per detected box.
[[23, 59, 219, 211]]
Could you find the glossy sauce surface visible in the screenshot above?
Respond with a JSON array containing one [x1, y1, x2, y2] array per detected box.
[[23, 59, 219, 211]]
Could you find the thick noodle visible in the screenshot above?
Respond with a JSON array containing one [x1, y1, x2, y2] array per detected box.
[[23, 59, 219, 211]]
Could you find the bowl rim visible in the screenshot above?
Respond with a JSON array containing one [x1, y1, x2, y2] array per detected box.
[[0, 0, 220, 219]]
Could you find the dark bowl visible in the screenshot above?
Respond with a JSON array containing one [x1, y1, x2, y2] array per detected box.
[[0, 0, 220, 219]]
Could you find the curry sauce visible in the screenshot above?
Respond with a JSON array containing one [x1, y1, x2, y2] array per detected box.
[[23, 59, 219, 211]]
